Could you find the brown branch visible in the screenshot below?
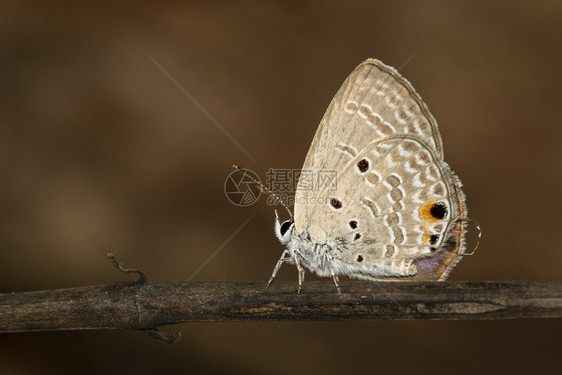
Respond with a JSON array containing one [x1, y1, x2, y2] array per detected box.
[[1, 280, 561, 335]]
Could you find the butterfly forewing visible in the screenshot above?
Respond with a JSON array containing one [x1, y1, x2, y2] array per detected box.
[[295, 59, 445, 231]]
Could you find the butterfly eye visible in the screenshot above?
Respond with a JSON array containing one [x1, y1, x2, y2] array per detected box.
[[280, 220, 293, 236]]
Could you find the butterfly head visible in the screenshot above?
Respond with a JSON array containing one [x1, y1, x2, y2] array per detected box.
[[274, 209, 294, 244]]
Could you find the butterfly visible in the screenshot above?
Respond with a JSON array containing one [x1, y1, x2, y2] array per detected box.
[[269, 59, 471, 294]]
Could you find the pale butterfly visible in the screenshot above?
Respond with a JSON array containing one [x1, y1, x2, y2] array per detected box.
[[269, 58, 470, 294]]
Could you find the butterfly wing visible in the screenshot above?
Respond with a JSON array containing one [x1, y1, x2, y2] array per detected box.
[[295, 59, 444, 231], [293, 59, 467, 280], [303, 136, 467, 281]]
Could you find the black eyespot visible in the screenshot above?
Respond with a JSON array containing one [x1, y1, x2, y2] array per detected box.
[[429, 234, 439, 245], [357, 159, 369, 173], [280, 221, 293, 236], [349, 220, 358, 229], [430, 202, 448, 220], [356, 255, 364, 262], [354, 233, 362, 241], [330, 198, 342, 209]]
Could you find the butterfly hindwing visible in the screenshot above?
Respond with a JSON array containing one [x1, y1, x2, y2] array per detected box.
[[301, 136, 466, 280]]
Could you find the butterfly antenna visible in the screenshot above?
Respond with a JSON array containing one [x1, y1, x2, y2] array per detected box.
[[232, 164, 293, 221]]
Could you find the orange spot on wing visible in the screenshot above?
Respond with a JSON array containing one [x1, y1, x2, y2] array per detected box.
[[419, 201, 439, 222]]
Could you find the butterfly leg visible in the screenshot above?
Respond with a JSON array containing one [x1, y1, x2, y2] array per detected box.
[[293, 251, 305, 296], [325, 253, 341, 295], [266, 250, 291, 290], [330, 271, 341, 296]]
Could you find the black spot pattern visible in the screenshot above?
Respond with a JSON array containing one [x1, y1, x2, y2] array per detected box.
[[330, 198, 343, 209], [429, 234, 439, 245], [430, 202, 448, 220], [357, 159, 369, 173]]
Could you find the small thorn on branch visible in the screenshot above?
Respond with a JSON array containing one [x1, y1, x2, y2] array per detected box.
[[105, 253, 147, 284]]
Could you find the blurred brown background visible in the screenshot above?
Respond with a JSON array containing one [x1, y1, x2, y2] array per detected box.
[[1, 1, 561, 374]]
